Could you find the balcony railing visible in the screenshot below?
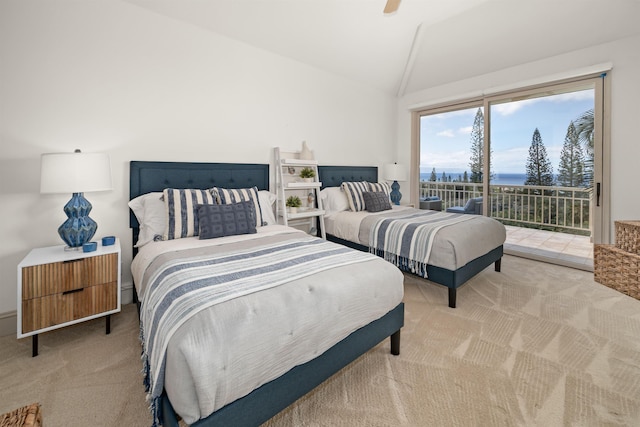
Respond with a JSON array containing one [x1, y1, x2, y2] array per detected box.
[[420, 181, 591, 234]]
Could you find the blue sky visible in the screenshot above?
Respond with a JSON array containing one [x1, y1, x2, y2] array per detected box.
[[420, 89, 594, 176]]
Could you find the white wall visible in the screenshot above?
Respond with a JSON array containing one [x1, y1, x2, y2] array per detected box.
[[396, 34, 640, 238], [0, 1, 397, 318]]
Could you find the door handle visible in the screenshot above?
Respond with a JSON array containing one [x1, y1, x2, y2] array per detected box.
[[596, 182, 601, 207]]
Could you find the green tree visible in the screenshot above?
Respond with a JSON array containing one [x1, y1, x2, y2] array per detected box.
[[429, 168, 437, 181], [462, 171, 469, 182], [525, 128, 555, 186], [441, 171, 447, 182], [468, 108, 484, 183], [557, 121, 586, 187], [468, 108, 493, 183]]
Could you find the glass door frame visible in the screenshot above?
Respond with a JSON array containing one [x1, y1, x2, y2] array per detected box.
[[411, 74, 610, 243]]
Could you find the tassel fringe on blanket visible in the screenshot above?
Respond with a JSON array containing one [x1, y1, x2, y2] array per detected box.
[[369, 211, 475, 279]]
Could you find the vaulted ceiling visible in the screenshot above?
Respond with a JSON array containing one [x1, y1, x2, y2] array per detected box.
[[125, 0, 640, 96]]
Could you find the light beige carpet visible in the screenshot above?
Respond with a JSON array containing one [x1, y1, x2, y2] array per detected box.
[[1, 254, 639, 426]]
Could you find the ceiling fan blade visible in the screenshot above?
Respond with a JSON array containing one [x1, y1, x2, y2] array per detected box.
[[383, 0, 401, 14]]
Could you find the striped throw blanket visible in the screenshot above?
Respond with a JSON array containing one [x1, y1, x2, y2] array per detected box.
[[369, 210, 475, 277], [140, 235, 375, 426]]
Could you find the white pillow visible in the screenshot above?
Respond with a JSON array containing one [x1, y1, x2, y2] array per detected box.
[[258, 190, 277, 225], [320, 187, 350, 213], [128, 192, 166, 247]]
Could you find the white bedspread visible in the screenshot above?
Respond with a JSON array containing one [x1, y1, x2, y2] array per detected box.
[[132, 226, 404, 424], [324, 206, 506, 271]]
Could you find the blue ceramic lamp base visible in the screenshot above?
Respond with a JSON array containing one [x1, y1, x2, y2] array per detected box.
[[390, 180, 402, 205], [58, 192, 98, 248]]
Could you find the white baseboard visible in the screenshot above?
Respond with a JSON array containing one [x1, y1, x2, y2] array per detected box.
[[121, 281, 134, 305], [0, 310, 16, 337], [0, 281, 136, 338]]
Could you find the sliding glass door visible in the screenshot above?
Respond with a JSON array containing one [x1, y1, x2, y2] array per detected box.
[[415, 75, 609, 249], [486, 84, 596, 239]]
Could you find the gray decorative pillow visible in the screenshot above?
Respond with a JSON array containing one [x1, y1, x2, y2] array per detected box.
[[363, 191, 392, 213], [197, 201, 257, 239]]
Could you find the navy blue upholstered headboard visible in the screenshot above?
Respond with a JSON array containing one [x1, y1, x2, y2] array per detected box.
[[129, 161, 269, 230], [317, 166, 378, 189]]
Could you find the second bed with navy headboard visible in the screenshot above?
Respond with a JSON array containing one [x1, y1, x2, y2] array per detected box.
[[318, 165, 505, 309]]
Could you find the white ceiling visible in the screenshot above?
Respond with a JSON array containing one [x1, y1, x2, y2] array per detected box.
[[125, 0, 640, 96]]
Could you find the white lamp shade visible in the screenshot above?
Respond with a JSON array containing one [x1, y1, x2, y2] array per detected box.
[[384, 163, 407, 182], [40, 151, 112, 194]]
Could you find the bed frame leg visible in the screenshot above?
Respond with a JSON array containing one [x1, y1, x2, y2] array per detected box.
[[390, 330, 401, 356], [495, 258, 501, 272], [448, 288, 457, 308]]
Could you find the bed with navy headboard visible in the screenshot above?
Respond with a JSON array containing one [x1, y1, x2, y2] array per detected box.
[[129, 161, 404, 427], [318, 165, 504, 309]]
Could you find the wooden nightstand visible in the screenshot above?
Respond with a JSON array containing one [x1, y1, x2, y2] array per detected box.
[[17, 240, 121, 357]]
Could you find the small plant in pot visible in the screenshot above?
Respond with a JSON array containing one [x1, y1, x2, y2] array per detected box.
[[299, 167, 316, 182], [286, 195, 302, 214]]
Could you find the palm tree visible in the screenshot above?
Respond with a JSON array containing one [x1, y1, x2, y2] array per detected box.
[[574, 109, 594, 185], [574, 109, 594, 152], [574, 109, 595, 240]]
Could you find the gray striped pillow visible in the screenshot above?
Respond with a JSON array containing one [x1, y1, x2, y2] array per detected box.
[[368, 182, 391, 199], [210, 186, 265, 227], [163, 188, 216, 240], [341, 181, 369, 212]]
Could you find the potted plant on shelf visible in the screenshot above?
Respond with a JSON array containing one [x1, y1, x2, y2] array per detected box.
[[299, 167, 316, 182], [286, 195, 302, 214]]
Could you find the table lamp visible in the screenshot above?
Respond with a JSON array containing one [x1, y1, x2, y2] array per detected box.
[[384, 163, 407, 205], [40, 149, 112, 249]]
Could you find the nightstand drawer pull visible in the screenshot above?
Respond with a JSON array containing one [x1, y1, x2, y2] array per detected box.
[[62, 288, 84, 295], [63, 259, 82, 264]]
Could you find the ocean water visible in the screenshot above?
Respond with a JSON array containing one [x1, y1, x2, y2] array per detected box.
[[420, 173, 528, 186]]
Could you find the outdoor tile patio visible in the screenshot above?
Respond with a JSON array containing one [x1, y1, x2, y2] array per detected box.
[[504, 225, 594, 271]]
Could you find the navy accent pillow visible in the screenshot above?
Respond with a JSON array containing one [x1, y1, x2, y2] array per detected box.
[[363, 191, 392, 213], [197, 201, 257, 239]]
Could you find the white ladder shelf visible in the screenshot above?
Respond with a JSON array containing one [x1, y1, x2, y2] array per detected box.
[[274, 147, 326, 239]]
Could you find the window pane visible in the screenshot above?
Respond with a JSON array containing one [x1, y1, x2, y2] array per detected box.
[[488, 88, 594, 234], [419, 105, 484, 211]]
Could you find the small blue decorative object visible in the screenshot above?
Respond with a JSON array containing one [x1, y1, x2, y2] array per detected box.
[[58, 192, 98, 248], [389, 180, 402, 205], [102, 236, 116, 246], [82, 241, 97, 252]]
